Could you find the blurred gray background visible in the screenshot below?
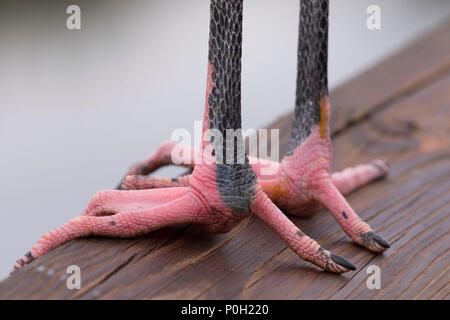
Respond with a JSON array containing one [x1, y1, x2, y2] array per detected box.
[[1, 0, 449, 278]]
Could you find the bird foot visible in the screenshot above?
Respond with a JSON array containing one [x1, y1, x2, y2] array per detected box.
[[12, 162, 358, 275], [118, 131, 391, 254]]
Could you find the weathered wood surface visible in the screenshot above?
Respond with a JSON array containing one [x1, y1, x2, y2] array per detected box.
[[1, 21, 449, 300]]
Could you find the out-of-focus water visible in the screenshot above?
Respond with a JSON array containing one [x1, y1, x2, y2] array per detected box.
[[0, 0, 449, 279]]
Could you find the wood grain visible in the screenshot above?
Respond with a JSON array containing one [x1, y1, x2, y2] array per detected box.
[[0, 20, 449, 300]]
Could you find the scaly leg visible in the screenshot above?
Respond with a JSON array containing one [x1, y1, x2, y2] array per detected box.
[[279, 0, 389, 252], [13, 0, 356, 275]]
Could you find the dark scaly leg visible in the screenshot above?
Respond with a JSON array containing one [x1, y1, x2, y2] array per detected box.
[[279, 0, 389, 252]]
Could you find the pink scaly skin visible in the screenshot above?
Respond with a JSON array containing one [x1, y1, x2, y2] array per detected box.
[[120, 141, 388, 196], [278, 99, 389, 252], [119, 99, 390, 253], [13, 0, 356, 274], [13, 156, 354, 274]]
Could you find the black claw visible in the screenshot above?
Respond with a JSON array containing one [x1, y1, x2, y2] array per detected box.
[[115, 179, 125, 190], [372, 234, 390, 249], [25, 251, 35, 263], [370, 162, 383, 172], [330, 254, 356, 271], [370, 161, 389, 174]]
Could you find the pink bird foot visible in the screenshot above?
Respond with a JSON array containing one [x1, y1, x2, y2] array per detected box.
[[119, 108, 390, 254], [13, 0, 356, 275], [118, 142, 388, 196], [117, 0, 390, 254], [13, 161, 355, 274], [278, 105, 390, 253]]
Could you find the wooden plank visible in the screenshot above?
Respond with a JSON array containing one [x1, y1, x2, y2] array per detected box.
[[329, 20, 450, 135], [0, 20, 449, 300]]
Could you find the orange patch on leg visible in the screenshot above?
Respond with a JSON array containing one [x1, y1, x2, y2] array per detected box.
[[319, 97, 329, 139], [261, 178, 289, 202]]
